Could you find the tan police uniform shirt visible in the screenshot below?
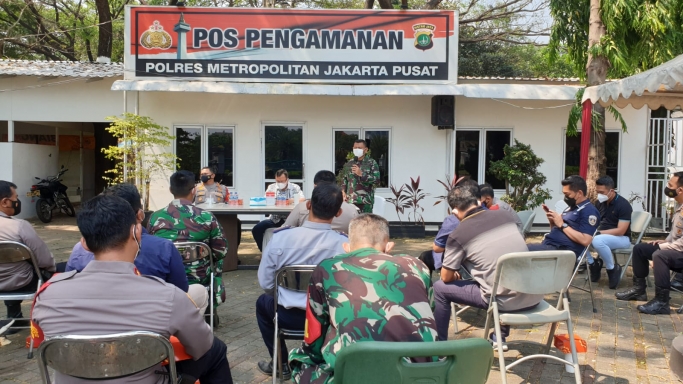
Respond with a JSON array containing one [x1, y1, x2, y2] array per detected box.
[[283, 200, 359, 234], [31, 261, 213, 384], [661, 203, 683, 252], [0, 211, 55, 291]]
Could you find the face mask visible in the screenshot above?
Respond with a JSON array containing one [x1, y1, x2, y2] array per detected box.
[[276, 182, 287, 190], [564, 195, 577, 208], [200, 175, 211, 183], [353, 148, 364, 158], [665, 186, 679, 198], [10, 199, 20, 216], [597, 193, 609, 203], [132, 226, 141, 262]]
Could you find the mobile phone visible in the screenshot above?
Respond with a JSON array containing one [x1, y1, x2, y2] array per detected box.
[[542, 204, 550, 212]]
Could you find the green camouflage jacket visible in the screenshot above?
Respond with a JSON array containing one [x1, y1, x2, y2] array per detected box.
[[147, 199, 227, 306], [289, 248, 437, 384], [340, 156, 380, 212]]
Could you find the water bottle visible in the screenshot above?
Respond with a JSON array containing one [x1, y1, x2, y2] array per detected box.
[[207, 193, 214, 206], [266, 191, 276, 206]]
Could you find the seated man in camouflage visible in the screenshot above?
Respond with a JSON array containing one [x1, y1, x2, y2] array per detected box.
[[289, 213, 437, 384], [148, 170, 228, 322]]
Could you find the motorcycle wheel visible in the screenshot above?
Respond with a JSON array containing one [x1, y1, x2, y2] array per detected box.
[[59, 195, 76, 217], [36, 199, 53, 223]]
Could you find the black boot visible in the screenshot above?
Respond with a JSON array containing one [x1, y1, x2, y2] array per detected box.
[[589, 258, 603, 283], [606, 264, 623, 290], [615, 277, 647, 301], [637, 287, 671, 315]]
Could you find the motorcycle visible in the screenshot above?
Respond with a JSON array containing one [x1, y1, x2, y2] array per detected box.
[[29, 166, 75, 223]]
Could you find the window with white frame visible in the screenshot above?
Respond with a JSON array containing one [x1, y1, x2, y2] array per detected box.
[[333, 128, 390, 188], [455, 129, 512, 189], [175, 125, 234, 187], [563, 130, 620, 188]]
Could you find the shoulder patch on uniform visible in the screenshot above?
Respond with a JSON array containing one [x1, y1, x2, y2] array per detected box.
[[588, 215, 598, 226], [273, 226, 292, 234]]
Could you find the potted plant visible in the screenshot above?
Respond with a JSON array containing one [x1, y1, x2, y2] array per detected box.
[[102, 113, 178, 225], [488, 139, 552, 211], [385, 176, 428, 238]]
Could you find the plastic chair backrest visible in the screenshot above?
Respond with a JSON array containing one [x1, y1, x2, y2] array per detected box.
[[516, 210, 536, 234], [174, 242, 213, 267], [373, 196, 386, 217], [0, 241, 42, 282], [629, 211, 652, 245], [38, 331, 176, 383], [334, 339, 493, 384], [494, 251, 576, 295]]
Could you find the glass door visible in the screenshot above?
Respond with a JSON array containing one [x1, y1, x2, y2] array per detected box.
[[263, 124, 304, 191]]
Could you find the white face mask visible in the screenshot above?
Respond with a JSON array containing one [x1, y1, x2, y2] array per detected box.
[[276, 182, 287, 190], [353, 148, 364, 158], [597, 193, 609, 203]]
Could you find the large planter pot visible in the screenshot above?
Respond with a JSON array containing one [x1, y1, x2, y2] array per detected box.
[[389, 224, 426, 239]]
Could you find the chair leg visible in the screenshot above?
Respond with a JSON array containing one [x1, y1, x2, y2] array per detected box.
[[451, 303, 458, 333], [618, 251, 632, 284], [544, 322, 558, 355], [586, 269, 597, 313], [27, 337, 34, 359], [210, 272, 215, 332], [564, 298, 582, 384], [492, 305, 507, 384], [273, 313, 279, 384]]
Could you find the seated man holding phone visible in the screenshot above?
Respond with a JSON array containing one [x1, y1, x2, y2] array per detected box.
[[528, 176, 600, 263]]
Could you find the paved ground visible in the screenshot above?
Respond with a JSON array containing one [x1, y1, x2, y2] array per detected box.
[[0, 215, 681, 383]]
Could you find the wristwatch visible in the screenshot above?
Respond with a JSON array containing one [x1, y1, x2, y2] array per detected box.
[[561, 223, 569, 231]]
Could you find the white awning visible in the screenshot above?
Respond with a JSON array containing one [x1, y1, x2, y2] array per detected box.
[[111, 79, 580, 100], [582, 54, 683, 109]]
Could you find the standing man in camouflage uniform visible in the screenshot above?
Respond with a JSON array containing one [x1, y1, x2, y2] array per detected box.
[[148, 170, 228, 315], [195, 166, 228, 204], [340, 140, 380, 213], [289, 214, 437, 384]]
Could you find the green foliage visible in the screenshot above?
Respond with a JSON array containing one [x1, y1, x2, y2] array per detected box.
[[488, 140, 553, 211], [566, 88, 628, 136], [102, 113, 178, 210], [433, 174, 458, 206], [549, 0, 683, 78], [459, 43, 576, 78]]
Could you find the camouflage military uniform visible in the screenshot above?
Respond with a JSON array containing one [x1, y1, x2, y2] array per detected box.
[[147, 199, 227, 306], [288, 248, 437, 384], [340, 156, 380, 213]]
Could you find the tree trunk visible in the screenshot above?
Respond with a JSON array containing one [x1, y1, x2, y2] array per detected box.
[[585, 0, 609, 199], [95, 0, 112, 60]]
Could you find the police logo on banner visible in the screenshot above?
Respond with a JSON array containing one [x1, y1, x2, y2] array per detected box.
[[140, 21, 172, 50], [413, 24, 435, 51], [588, 215, 597, 226]]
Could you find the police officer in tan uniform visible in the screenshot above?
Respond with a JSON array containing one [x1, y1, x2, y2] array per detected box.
[[31, 195, 233, 384], [194, 166, 228, 205]]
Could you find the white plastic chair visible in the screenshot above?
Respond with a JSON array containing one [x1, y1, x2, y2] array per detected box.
[[174, 242, 215, 330], [0, 241, 43, 359], [37, 331, 177, 384], [611, 211, 652, 284], [483, 250, 581, 384], [373, 196, 386, 217], [516, 210, 536, 237]]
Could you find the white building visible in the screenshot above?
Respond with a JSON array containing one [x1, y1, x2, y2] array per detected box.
[[0, 7, 670, 228]]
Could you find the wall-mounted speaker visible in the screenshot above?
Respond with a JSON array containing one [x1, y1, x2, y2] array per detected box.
[[431, 95, 454, 129]]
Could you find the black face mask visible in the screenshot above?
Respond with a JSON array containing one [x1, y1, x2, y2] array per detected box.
[[564, 195, 577, 208], [10, 199, 21, 216], [201, 175, 211, 183], [665, 186, 679, 198]]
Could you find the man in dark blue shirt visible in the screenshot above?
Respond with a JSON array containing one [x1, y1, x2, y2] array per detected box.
[[528, 176, 599, 261], [65, 184, 207, 313]]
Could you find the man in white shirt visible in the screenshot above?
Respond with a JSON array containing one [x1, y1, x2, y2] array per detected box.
[[255, 183, 346, 379], [252, 169, 304, 251]]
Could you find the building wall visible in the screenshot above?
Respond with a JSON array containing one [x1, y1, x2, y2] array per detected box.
[[0, 76, 650, 224], [456, 97, 649, 223]]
